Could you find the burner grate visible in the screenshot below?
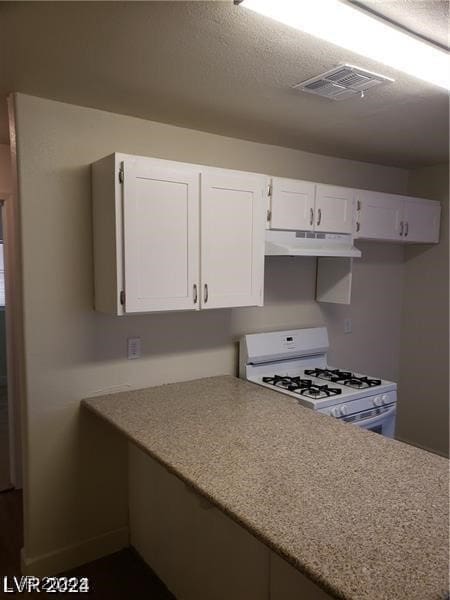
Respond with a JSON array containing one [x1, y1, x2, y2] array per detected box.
[[305, 368, 381, 388], [263, 375, 342, 399]]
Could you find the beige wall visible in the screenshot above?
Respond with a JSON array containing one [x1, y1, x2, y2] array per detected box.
[[0, 144, 12, 195], [321, 242, 405, 381], [0, 145, 10, 492], [13, 93, 409, 571], [397, 164, 449, 456], [0, 144, 10, 380]]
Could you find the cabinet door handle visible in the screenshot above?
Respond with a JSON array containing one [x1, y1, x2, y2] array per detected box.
[[405, 221, 409, 237], [193, 284, 198, 304], [356, 221, 360, 233], [310, 207, 314, 226], [317, 208, 322, 227], [204, 283, 208, 303], [399, 221, 404, 236]]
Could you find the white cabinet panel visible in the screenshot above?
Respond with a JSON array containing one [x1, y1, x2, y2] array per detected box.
[[270, 553, 333, 599], [355, 191, 403, 241], [200, 171, 266, 309], [193, 497, 270, 600], [269, 179, 354, 235], [92, 154, 266, 315], [129, 444, 205, 600], [402, 197, 440, 243], [315, 185, 354, 234], [123, 159, 199, 313], [270, 178, 315, 231], [130, 445, 269, 600], [316, 258, 353, 305], [355, 191, 441, 243]]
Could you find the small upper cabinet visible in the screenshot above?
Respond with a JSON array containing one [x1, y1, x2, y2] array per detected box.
[[315, 185, 354, 234], [92, 154, 266, 315], [268, 178, 354, 234], [269, 178, 315, 231], [355, 190, 440, 243], [402, 197, 441, 243], [354, 191, 403, 241]]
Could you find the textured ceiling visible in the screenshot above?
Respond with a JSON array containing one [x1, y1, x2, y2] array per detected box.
[[0, 1, 448, 168], [351, 0, 449, 49]]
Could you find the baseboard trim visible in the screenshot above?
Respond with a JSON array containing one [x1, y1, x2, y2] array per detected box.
[[21, 526, 129, 576]]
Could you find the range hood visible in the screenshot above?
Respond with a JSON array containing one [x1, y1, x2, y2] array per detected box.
[[265, 230, 362, 258]]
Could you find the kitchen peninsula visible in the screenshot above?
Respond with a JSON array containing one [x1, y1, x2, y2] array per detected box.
[[82, 375, 449, 600]]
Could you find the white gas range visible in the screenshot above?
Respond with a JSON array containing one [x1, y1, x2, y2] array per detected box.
[[239, 327, 397, 438]]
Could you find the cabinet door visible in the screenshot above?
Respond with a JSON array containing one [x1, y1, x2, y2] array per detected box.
[[130, 446, 269, 600], [270, 553, 334, 600], [315, 185, 354, 234], [200, 171, 266, 309], [355, 190, 403, 241], [402, 197, 441, 243], [122, 159, 200, 313], [269, 178, 315, 231]]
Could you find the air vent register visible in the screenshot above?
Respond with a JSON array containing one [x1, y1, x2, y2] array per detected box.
[[293, 64, 394, 101]]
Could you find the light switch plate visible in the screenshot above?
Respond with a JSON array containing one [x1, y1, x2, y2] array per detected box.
[[344, 318, 352, 334], [127, 337, 141, 359]]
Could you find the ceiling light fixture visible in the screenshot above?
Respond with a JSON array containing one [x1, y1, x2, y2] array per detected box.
[[236, 0, 450, 90]]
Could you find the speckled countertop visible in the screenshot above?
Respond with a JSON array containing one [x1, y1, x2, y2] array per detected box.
[[83, 375, 449, 600]]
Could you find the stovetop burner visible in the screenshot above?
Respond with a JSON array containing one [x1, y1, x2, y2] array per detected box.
[[262, 375, 342, 399], [304, 368, 381, 389], [262, 375, 313, 391]]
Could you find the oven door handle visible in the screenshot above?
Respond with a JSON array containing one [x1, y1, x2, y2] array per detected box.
[[354, 405, 396, 428]]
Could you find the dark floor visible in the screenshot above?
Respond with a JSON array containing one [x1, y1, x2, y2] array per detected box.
[[0, 489, 23, 578], [0, 490, 175, 598]]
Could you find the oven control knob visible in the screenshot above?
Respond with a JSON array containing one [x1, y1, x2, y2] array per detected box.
[[340, 404, 348, 416], [373, 396, 382, 407], [381, 394, 389, 405], [330, 406, 341, 418]]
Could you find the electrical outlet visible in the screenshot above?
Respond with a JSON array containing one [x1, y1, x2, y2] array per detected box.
[[127, 337, 141, 359], [344, 318, 352, 334]]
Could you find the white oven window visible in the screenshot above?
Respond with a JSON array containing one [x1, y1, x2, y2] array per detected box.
[[368, 424, 383, 435], [342, 405, 396, 438]]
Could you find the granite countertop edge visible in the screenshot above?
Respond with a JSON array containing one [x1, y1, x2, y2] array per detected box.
[[82, 398, 336, 595], [81, 375, 449, 600]]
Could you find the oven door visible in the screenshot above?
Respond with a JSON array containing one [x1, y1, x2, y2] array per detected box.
[[343, 405, 396, 438]]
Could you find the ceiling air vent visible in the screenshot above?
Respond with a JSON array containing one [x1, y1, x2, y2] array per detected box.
[[293, 64, 394, 101]]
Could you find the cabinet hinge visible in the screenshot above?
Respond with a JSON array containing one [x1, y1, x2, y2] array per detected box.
[[268, 183, 273, 197], [356, 199, 361, 211], [120, 290, 125, 306], [118, 166, 124, 184], [267, 209, 272, 222]]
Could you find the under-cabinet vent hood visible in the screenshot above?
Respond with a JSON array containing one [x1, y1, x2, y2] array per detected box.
[[265, 230, 362, 258]]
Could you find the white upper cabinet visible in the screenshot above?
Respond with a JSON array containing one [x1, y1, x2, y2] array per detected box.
[[315, 185, 354, 234], [92, 154, 266, 315], [355, 191, 403, 241], [122, 159, 200, 313], [402, 197, 441, 243], [92, 154, 442, 315], [269, 178, 315, 231], [269, 179, 354, 234], [200, 170, 266, 309], [355, 190, 441, 243]]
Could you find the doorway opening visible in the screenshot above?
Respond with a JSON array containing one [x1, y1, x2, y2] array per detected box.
[[0, 201, 9, 490], [0, 130, 25, 576]]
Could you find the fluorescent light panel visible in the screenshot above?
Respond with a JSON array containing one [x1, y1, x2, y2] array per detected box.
[[239, 0, 450, 90]]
